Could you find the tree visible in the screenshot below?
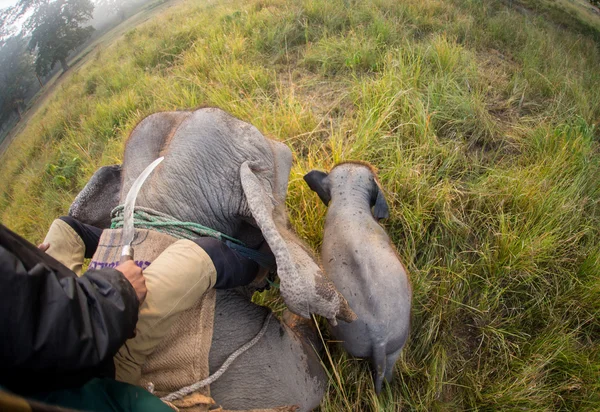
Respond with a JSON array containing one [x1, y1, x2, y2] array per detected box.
[[96, 0, 131, 22], [0, 35, 35, 123], [26, 0, 95, 76]]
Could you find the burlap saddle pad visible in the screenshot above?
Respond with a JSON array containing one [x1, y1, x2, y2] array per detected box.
[[90, 229, 216, 411]]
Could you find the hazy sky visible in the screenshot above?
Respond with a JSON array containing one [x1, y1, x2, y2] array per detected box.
[[0, 0, 17, 8], [1, 0, 105, 9]]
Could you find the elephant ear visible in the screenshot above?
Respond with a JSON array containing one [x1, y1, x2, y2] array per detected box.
[[240, 161, 356, 325], [303, 170, 331, 206], [372, 181, 390, 220], [69, 165, 122, 229]]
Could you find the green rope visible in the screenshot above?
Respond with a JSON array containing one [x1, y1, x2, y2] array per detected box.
[[110, 205, 246, 245], [110, 206, 277, 270]]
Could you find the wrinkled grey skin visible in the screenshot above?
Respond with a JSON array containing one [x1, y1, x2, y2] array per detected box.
[[120, 108, 354, 324], [304, 163, 412, 394], [69, 164, 121, 228], [209, 290, 326, 410], [68, 108, 336, 410]]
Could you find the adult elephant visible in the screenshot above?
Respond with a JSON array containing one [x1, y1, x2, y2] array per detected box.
[[69, 108, 355, 410]]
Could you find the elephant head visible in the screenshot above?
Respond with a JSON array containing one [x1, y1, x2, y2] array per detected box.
[[69, 164, 122, 228], [71, 108, 355, 324]]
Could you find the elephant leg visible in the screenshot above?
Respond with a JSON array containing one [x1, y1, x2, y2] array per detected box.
[[384, 346, 402, 384]]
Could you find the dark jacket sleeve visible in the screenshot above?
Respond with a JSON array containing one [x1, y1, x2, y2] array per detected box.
[[0, 238, 139, 394], [0, 246, 139, 370]]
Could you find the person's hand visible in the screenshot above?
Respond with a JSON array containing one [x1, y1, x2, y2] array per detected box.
[[116, 260, 147, 306], [38, 242, 50, 253]]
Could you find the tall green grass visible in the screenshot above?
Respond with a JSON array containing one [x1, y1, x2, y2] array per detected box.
[[1, 0, 599, 409]]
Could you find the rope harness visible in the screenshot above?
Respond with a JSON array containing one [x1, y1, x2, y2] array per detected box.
[[110, 206, 276, 399], [160, 312, 274, 402], [110, 206, 276, 269]]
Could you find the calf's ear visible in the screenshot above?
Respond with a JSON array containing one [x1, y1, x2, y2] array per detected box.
[[372, 181, 390, 220], [303, 170, 331, 205]]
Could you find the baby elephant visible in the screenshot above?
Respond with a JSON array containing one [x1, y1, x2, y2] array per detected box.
[[304, 162, 411, 394]]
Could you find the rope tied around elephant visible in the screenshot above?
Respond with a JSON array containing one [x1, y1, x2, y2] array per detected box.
[[160, 312, 274, 403], [110, 206, 278, 400], [111, 205, 244, 244], [110, 205, 276, 269]]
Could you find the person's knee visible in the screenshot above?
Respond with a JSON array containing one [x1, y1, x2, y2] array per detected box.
[[58, 216, 102, 258], [193, 237, 259, 289]]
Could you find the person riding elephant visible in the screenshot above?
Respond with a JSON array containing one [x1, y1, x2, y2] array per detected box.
[[65, 107, 350, 411], [0, 221, 176, 412]]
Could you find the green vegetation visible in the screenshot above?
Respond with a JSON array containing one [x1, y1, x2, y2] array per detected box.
[[0, 35, 35, 122], [27, 0, 95, 75], [1, 0, 599, 409]]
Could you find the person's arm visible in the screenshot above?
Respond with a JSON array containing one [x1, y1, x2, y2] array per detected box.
[[0, 245, 140, 371]]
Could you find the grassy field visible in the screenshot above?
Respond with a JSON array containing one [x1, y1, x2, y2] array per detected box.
[[1, 0, 599, 410]]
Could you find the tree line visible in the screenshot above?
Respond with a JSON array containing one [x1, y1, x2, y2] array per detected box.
[[0, 0, 140, 131]]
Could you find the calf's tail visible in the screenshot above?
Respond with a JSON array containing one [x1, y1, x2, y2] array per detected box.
[[372, 342, 387, 394]]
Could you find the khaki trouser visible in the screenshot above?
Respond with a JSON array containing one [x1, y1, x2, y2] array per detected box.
[[43, 221, 217, 386], [114, 239, 217, 385], [43, 219, 85, 276]]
